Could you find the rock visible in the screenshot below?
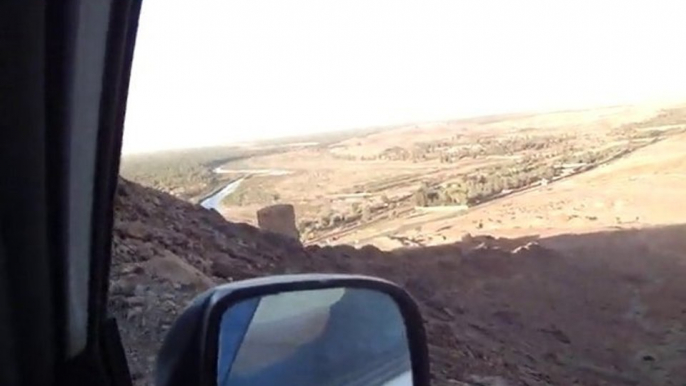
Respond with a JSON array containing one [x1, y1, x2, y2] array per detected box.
[[446, 380, 473, 386], [126, 306, 143, 320], [466, 375, 510, 386], [141, 251, 215, 290], [256, 204, 300, 241], [111, 276, 139, 296], [120, 220, 149, 240], [461, 232, 474, 243], [134, 284, 147, 296], [539, 326, 571, 344], [474, 242, 489, 250], [512, 241, 542, 255], [131, 370, 144, 380], [160, 292, 175, 301], [211, 256, 234, 278], [137, 242, 157, 261], [163, 300, 177, 311], [359, 244, 384, 257], [124, 296, 146, 306]]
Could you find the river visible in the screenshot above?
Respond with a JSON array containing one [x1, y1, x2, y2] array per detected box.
[[200, 178, 246, 209], [200, 169, 292, 210]]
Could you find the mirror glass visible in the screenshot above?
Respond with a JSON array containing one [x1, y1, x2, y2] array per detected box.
[[217, 287, 412, 386]]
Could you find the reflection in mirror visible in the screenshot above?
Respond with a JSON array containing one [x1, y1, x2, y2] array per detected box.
[[217, 287, 412, 386]]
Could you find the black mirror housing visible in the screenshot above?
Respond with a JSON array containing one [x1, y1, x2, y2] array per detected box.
[[156, 274, 430, 386]]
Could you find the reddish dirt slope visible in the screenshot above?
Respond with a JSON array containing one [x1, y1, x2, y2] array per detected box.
[[111, 179, 686, 386]]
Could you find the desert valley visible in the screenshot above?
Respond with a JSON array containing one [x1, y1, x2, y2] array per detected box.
[[117, 102, 686, 385]]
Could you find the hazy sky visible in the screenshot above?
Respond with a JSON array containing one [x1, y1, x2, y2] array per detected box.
[[122, 0, 686, 154]]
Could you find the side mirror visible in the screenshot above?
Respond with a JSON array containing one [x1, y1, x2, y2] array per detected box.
[[156, 274, 430, 386]]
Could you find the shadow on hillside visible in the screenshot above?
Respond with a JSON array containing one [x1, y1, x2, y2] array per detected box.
[[115, 178, 686, 385], [382, 222, 686, 262], [300, 223, 686, 385]]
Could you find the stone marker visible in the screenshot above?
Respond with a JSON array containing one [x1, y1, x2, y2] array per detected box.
[[257, 204, 300, 241]]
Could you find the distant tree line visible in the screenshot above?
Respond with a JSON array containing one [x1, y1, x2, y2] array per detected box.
[[413, 161, 556, 207], [120, 146, 275, 200], [412, 143, 642, 208]]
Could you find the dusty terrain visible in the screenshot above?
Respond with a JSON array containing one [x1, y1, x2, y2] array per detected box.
[[113, 102, 686, 385], [338, 128, 686, 248], [213, 103, 686, 247], [112, 150, 686, 385]]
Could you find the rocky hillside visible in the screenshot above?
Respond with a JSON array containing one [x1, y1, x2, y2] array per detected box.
[[111, 179, 686, 386]]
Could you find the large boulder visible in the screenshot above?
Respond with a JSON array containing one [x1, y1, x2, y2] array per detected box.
[[256, 204, 300, 241], [141, 250, 215, 290]]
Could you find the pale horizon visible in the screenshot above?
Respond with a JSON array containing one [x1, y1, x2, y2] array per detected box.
[[122, 0, 686, 154]]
